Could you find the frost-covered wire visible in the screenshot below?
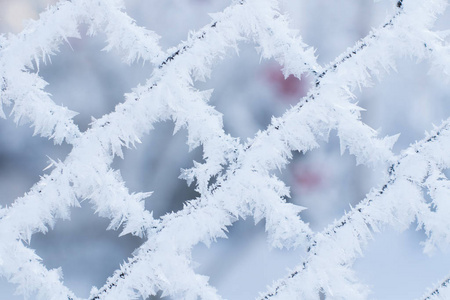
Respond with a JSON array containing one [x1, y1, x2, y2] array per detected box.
[[1, 0, 450, 299], [89, 0, 450, 298], [260, 118, 450, 299], [422, 273, 450, 300]]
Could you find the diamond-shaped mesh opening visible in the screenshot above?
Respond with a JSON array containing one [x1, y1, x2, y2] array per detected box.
[[39, 30, 151, 132], [31, 203, 143, 298], [284, 131, 375, 232], [113, 121, 203, 219], [192, 217, 304, 300], [196, 42, 311, 141], [358, 57, 450, 154]]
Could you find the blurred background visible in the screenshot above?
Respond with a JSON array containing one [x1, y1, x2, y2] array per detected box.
[[0, 0, 450, 299]]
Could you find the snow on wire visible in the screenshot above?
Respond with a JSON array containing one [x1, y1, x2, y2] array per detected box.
[[0, 0, 449, 299]]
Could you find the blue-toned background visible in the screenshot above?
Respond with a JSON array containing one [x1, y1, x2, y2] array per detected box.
[[0, 1, 449, 299]]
